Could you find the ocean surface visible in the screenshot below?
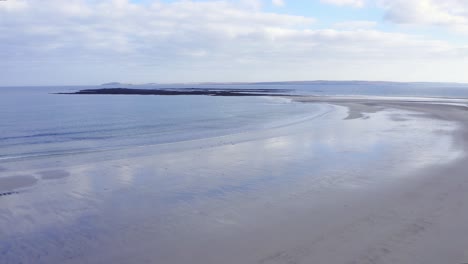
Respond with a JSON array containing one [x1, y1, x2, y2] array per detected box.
[[1, 83, 466, 263], [1, 82, 468, 161], [0, 86, 317, 161]]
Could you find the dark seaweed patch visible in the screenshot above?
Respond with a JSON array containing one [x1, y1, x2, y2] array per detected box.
[[0, 191, 19, 197], [58, 88, 293, 97]]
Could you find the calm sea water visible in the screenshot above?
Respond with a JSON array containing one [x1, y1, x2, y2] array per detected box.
[[1, 82, 468, 161], [1, 83, 466, 264], [0, 86, 320, 161]]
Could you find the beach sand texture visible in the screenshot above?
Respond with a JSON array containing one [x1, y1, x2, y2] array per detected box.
[[1, 98, 468, 264]]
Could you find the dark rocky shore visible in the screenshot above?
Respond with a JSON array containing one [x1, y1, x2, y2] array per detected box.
[[59, 88, 293, 97]]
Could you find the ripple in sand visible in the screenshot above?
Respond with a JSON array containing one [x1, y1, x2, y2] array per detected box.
[[38, 170, 70, 180], [0, 175, 38, 192]]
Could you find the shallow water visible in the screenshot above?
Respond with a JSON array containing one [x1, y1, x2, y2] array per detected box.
[[0, 98, 462, 263], [0, 87, 320, 161], [2, 84, 467, 160]]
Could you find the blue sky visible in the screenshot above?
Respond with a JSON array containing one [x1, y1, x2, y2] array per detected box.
[[1, 0, 468, 85]]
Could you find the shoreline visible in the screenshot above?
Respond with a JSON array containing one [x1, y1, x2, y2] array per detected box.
[[1, 97, 468, 264], [288, 96, 468, 263]]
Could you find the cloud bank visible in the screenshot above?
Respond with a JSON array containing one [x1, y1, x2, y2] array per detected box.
[[1, 0, 468, 85], [380, 0, 468, 32]]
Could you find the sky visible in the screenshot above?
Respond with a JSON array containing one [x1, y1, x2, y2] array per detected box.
[[2, 0, 468, 85]]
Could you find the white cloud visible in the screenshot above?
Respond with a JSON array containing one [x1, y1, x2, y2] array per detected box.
[[322, 0, 468, 33], [321, 0, 366, 8], [379, 0, 468, 32], [272, 0, 285, 7], [333, 20, 377, 30], [0, 0, 28, 11], [1, 0, 468, 84], [238, 0, 263, 10]]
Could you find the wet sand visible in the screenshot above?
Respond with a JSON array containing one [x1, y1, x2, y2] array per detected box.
[[0, 175, 38, 192], [1, 98, 468, 264], [291, 97, 468, 264]]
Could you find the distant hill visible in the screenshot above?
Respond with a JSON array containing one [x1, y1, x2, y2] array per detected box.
[[101, 82, 126, 86], [101, 82, 159, 86]]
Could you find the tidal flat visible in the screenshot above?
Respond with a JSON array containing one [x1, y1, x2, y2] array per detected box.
[[1, 95, 468, 264]]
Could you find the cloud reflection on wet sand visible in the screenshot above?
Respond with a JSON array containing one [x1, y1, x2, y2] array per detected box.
[[0, 104, 463, 264]]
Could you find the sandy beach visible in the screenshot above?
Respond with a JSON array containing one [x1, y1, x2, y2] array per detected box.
[[292, 97, 468, 264], [1, 97, 468, 264]]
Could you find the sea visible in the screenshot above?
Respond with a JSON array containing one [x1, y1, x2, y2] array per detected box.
[[1, 82, 467, 263], [1, 82, 468, 162]]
